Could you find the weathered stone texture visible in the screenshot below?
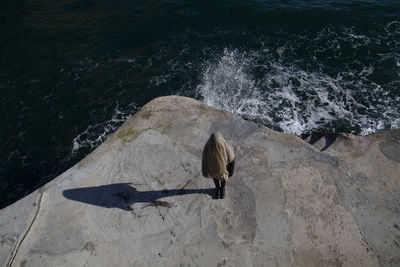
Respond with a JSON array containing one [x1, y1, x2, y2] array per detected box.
[[1, 96, 399, 266]]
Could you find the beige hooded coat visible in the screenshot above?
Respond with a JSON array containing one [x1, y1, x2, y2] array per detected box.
[[202, 132, 235, 181]]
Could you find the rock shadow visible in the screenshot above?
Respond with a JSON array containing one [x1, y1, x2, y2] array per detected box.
[[63, 183, 213, 211], [301, 132, 338, 151]]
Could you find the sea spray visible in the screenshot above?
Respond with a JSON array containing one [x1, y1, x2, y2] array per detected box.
[[196, 47, 399, 135]]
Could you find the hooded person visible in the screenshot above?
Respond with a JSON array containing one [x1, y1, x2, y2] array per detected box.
[[202, 132, 235, 199]]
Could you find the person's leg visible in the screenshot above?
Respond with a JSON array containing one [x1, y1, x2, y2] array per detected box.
[[219, 180, 226, 199], [213, 179, 220, 199]]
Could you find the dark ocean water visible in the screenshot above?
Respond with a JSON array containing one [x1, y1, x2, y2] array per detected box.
[[1, 0, 399, 208]]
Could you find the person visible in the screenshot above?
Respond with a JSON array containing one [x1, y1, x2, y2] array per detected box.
[[201, 132, 235, 199]]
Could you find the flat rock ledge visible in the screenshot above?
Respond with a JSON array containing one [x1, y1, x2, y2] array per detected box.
[[1, 96, 399, 267]]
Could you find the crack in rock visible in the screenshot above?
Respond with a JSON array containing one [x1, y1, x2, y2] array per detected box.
[[7, 188, 44, 267]]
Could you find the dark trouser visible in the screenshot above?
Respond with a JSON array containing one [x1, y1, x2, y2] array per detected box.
[[213, 179, 226, 198], [212, 160, 234, 199], [213, 179, 226, 190]]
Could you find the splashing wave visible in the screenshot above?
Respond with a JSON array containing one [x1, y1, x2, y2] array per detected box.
[[196, 47, 399, 135]]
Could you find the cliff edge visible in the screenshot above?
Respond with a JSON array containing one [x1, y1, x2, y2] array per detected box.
[[1, 96, 399, 266]]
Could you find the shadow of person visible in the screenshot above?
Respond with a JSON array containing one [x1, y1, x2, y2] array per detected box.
[[62, 183, 214, 211]]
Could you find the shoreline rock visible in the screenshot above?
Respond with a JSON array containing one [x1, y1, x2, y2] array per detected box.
[[1, 96, 399, 266]]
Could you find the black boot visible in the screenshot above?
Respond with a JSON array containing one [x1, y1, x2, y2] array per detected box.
[[219, 180, 226, 199], [215, 188, 220, 199]]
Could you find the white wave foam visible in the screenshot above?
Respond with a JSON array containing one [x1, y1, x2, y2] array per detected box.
[[71, 102, 137, 154], [196, 48, 400, 135], [115, 58, 137, 64], [196, 49, 273, 124]]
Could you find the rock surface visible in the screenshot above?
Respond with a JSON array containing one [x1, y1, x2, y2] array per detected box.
[[1, 96, 399, 267]]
